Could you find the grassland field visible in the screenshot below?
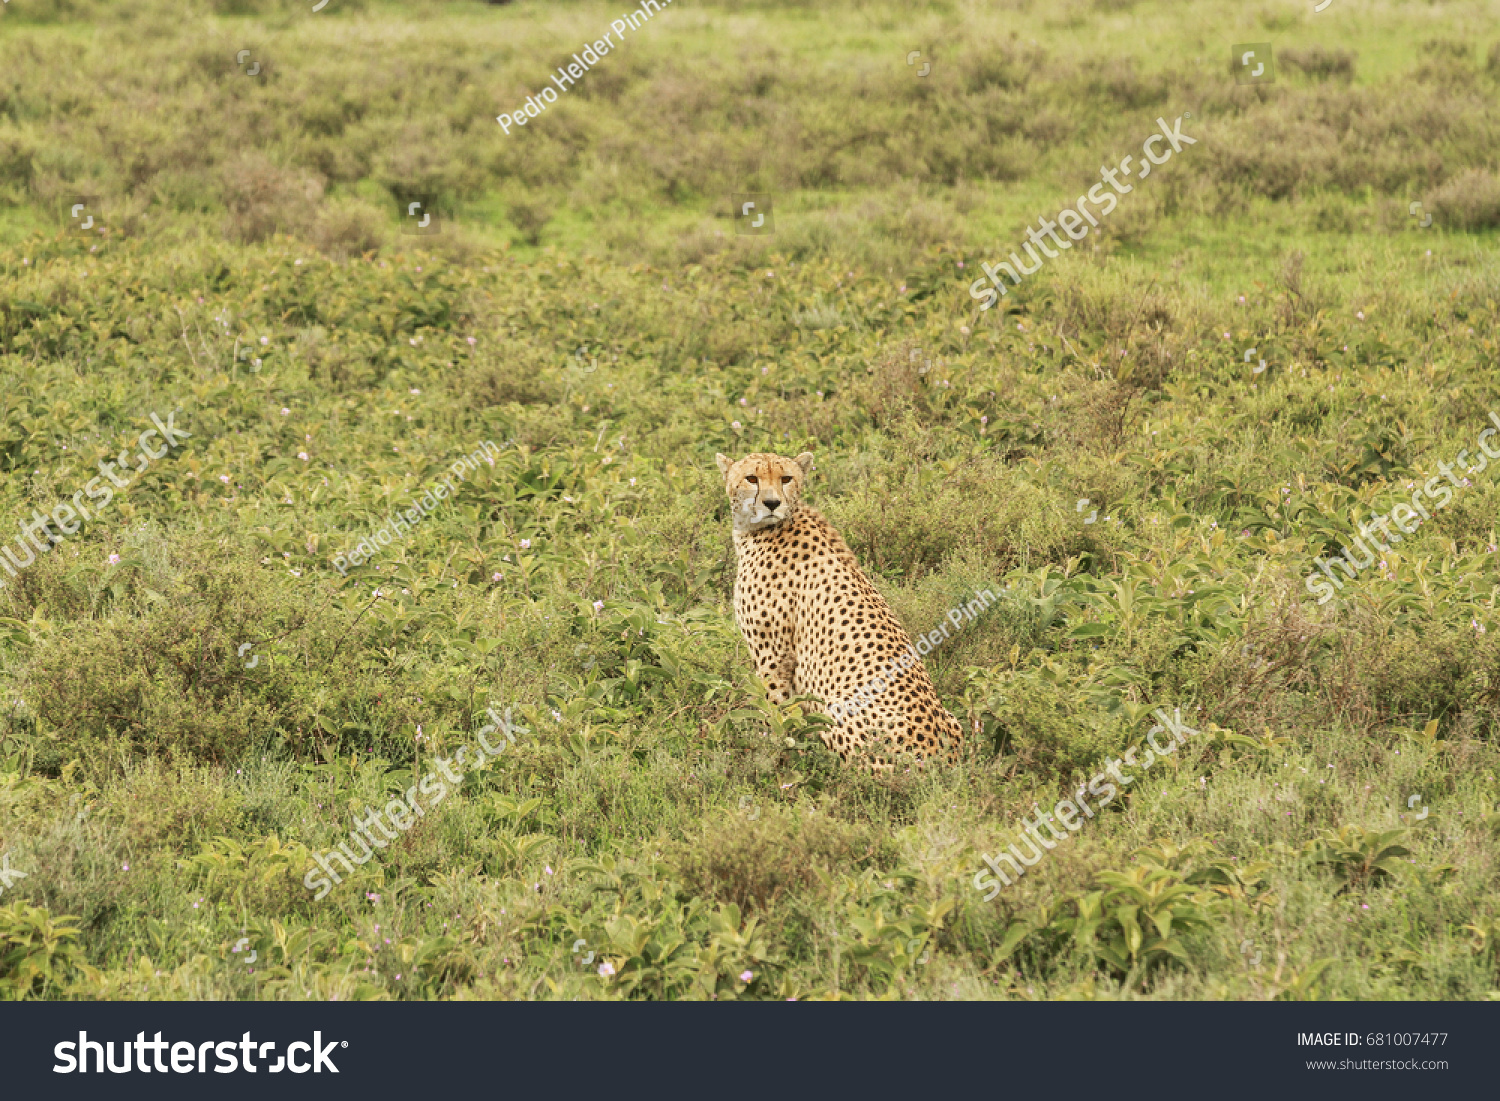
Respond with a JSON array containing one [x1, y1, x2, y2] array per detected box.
[[0, 0, 1497, 1001]]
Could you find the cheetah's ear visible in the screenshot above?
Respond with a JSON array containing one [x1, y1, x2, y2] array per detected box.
[[794, 451, 815, 477], [715, 452, 733, 477]]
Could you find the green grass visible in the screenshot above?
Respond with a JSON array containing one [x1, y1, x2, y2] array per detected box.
[[0, 0, 1497, 1001]]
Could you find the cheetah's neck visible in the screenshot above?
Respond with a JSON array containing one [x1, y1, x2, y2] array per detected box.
[[732, 506, 831, 556]]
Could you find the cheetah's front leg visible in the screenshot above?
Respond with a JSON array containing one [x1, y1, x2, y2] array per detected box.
[[752, 642, 797, 706], [735, 602, 797, 706], [735, 574, 797, 706]]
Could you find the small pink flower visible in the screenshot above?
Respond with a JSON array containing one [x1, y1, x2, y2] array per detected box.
[[108, 553, 121, 565], [740, 970, 754, 982], [298, 452, 309, 461], [466, 336, 477, 346], [492, 572, 503, 582], [598, 962, 615, 977]]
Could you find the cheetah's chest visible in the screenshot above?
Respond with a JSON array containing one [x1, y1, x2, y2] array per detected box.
[[733, 514, 835, 617]]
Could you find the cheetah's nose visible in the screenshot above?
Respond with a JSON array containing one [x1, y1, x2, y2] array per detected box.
[[763, 499, 780, 510]]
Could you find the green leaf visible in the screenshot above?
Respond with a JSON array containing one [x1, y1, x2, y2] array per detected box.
[[1068, 622, 1113, 639], [994, 922, 1031, 962]]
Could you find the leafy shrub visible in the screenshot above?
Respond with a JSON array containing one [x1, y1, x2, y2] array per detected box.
[[1280, 47, 1357, 81], [220, 154, 325, 245], [670, 806, 883, 913], [20, 535, 396, 765], [508, 200, 552, 247], [1432, 168, 1500, 230], [1304, 826, 1413, 891], [0, 904, 90, 999], [832, 452, 1081, 581], [311, 198, 386, 260], [188, 834, 319, 914], [968, 663, 1119, 782]]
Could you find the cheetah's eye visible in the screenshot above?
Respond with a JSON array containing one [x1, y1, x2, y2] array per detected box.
[[781, 476, 792, 485], [745, 476, 758, 485]]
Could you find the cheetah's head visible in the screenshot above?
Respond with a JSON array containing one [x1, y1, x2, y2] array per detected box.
[[715, 451, 814, 534]]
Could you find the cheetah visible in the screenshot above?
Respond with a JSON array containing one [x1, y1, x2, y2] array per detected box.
[[715, 450, 965, 766]]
